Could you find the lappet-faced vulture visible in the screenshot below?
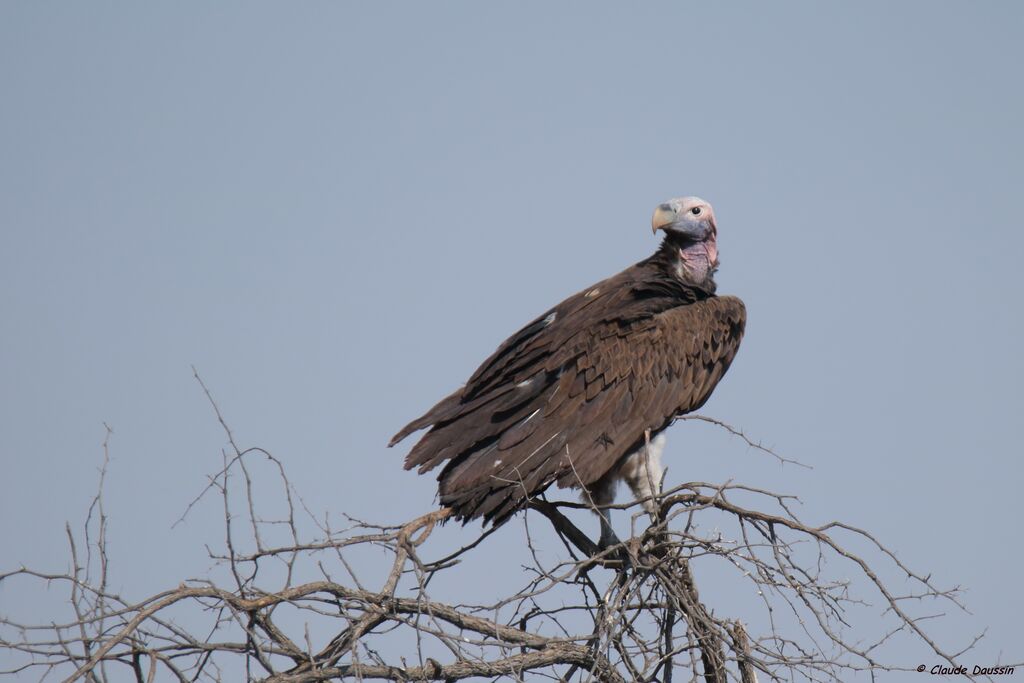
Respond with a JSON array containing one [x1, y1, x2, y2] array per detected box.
[[390, 197, 745, 546]]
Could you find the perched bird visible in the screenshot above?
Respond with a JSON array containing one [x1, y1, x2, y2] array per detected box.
[[390, 197, 745, 546]]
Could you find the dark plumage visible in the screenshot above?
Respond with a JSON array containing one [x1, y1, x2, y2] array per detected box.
[[390, 197, 745, 530]]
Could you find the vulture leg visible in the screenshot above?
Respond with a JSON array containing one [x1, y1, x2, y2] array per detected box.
[[587, 473, 621, 549], [584, 433, 667, 550]]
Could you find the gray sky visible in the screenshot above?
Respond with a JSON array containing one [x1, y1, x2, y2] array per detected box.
[[1, 2, 1021, 677]]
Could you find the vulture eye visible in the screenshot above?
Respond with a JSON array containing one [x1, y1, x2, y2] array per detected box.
[[690, 207, 702, 216]]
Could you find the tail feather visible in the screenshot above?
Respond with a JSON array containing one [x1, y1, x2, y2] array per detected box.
[[388, 388, 463, 447]]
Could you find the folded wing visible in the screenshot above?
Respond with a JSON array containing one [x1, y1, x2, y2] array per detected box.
[[391, 263, 745, 524]]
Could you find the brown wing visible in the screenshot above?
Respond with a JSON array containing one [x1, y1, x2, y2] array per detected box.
[[390, 265, 745, 524]]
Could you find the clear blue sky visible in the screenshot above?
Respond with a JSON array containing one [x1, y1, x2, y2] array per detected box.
[[1, 2, 1021, 677]]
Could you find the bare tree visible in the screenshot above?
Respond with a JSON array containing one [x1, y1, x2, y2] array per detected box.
[[1, 377, 999, 682]]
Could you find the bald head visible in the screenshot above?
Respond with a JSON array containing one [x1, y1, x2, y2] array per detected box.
[[651, 196, 720, 286], [651, 196, 717, 238]]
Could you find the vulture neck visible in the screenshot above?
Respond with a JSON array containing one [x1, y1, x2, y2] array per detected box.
[[653, 235, 718, 294]]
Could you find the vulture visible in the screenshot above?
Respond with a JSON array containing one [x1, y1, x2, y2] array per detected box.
[[390, 197, 745, 546]]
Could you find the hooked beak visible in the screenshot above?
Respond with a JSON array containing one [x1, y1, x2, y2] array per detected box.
[[651, 203, 675, 234]]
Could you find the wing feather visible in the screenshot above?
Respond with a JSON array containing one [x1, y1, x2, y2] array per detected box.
[[389, 258, 746, 525]]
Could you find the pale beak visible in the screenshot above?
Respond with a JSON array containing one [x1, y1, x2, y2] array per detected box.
[[651, 203, 676, 234]]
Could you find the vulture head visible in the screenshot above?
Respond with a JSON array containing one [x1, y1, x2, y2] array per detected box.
[[652, 196, 719, 286]]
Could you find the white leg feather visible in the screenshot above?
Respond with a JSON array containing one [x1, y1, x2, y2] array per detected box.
[[620, 433, 666, 514]]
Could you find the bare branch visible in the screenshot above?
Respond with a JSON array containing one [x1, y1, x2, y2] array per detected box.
[[0, 395, 987, 682]]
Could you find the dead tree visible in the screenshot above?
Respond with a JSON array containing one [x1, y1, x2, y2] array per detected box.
[[0, 381, 996, 682]]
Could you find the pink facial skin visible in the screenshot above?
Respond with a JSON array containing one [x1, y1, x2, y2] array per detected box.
[[677, 237, 718, 283]]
